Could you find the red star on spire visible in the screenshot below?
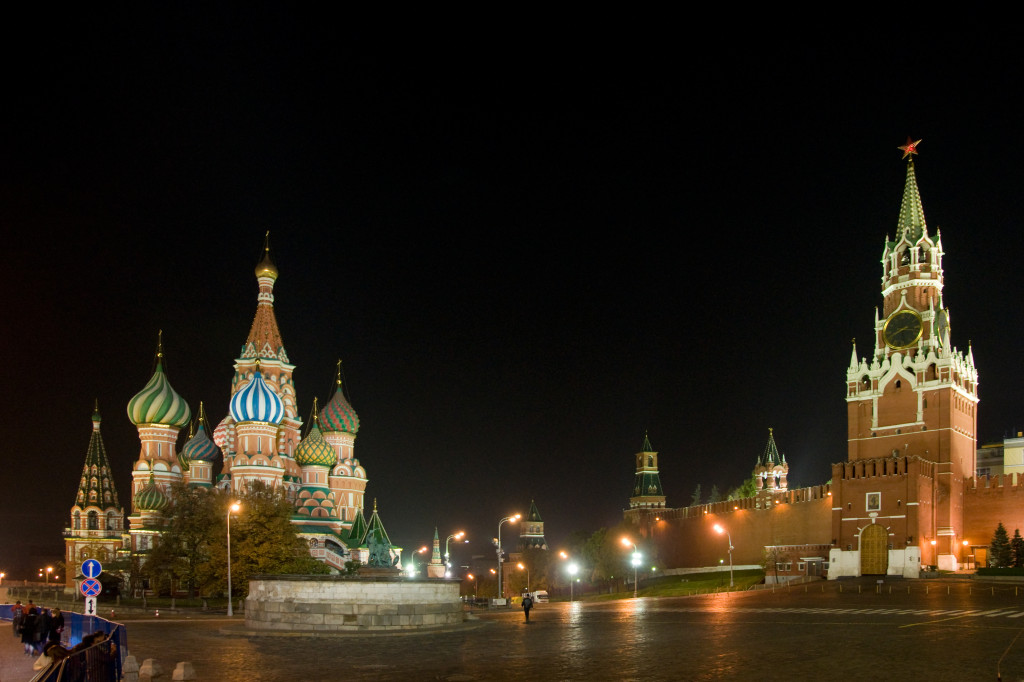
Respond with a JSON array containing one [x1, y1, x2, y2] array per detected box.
[[898, 137, 922, 160]]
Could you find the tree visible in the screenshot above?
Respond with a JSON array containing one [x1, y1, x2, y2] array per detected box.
[[726, 476, 758, 500], [761, 546, 788, 584], [144, 482, 217, 598], [691, 484, 702, 506], [1012, 529, 1024, 568], [200, 482, 329, 599], [990, 522, 1012, 568], [708, 485, 721, 503]]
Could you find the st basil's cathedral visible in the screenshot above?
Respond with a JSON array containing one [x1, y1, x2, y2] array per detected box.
[[63, 237, 390, 586]]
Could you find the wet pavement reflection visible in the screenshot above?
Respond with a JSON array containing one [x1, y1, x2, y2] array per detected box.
[[120, 587, 1024, 680]]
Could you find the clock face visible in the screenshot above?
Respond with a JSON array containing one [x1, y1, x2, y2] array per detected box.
[[883, 310, 923, 349], [935, 309, 949, 346]]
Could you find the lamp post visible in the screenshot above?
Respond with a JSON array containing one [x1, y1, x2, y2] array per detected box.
[[517, 562, 530, 593], [445, 531, 465, 569], [621, 538, 640, 598], [568, 563, 578, 602], [407, 546, 428, 577], [496, 513, 520, 600], [226, 502, 240, 616], [713, 524, 734, 588]]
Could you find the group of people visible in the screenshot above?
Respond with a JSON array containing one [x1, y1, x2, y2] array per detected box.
[[10, 599, 65, 656]]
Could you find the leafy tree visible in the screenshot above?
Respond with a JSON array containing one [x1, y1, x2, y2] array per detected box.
[[1012, 529, 1024, 568], [144, 482, 217, 598], [200, 482, 329, 599], [726, 476, 759, 500], [708, 485, 721, 503], [761, 547, 788, 584], [691, 484, 702, 506], [990, 522, 1012, 568]]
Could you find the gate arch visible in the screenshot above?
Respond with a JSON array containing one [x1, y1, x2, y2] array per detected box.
[[860, 523, 888, 575]]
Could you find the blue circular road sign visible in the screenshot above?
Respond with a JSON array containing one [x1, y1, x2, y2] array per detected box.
[[81, 578, 101, 597], [81, 559, 102, 579]]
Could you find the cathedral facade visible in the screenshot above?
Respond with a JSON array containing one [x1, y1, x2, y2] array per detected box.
[[64, 237, 380, 584]]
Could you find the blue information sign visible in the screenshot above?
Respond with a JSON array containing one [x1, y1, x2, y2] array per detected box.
[[80, 578, 101, 597], [81, 559, 102, 579]]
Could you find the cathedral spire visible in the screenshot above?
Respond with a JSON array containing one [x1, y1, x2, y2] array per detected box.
[[244, 233, 286, 361]]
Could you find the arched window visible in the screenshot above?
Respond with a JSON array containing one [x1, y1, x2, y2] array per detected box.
[[647, 455, 654, 467], [87, 511, 99, 530]]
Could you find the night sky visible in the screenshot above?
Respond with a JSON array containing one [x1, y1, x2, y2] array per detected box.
[[4, 15, 1023, 578]]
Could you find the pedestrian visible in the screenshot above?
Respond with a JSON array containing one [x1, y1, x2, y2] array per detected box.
[[20, 607, 38, 656], [34, 606, 51, 655], [522, 592, 534, 623], [11, 600, 24, 637], [48, 608, 64, 646]]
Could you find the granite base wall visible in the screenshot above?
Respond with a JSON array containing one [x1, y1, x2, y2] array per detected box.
[[245, 575, 464, 632]]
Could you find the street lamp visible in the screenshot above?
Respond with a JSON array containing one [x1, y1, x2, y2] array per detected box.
[[568, 563, 578, 602], [226, 501, 240, 616], [713, 524, 734, 588], [621, 538, 640, 598], [445, 531, 465, 568], [407, 546, 428, 577], [496, 513, 521, 600], [517, 562, 530, 593]]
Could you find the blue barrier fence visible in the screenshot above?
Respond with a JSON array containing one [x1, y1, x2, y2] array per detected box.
[[2, 604, 126, 677]]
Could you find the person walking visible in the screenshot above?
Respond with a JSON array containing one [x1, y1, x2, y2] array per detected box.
[[522, 592, 534, 623], [20, 607, 38, 656], [34, 606, 51, 655], [11, 601, 24, 637]]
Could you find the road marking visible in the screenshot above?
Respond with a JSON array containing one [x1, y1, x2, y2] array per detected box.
[[1005, 612, 1024, 618]]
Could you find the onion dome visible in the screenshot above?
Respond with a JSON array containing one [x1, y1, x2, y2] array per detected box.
[[213, 415, 234, 449], [229, 360, 284, 424], [183, 402, 221, 463], [320, 361, 360, 434], [134, 471, 170, 512], [294, 400, 337, 468], [254, 231, 278, 280], [127, 333, 191, 427]]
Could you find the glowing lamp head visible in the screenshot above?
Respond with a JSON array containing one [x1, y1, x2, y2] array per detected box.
[[230, 502, 241, 513], [517, 563, 525, 570], [568, 563, 578, 576], [621, 537, 632, 547], [560, 551, 568, 559], [714, 524, 725, 535]]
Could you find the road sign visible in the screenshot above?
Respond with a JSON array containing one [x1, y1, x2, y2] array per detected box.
[[84, 596, 97, 615], [81, 578, 101, 597], [81, 559, 102, 579]]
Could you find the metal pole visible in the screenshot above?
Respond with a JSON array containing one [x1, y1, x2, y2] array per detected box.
[[226, 507, 233, 617], [727, 531, 734, 589]]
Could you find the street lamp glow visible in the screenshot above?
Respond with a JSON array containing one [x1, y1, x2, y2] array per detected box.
[[445, 531, 466, 568], [517, 562, 530, 592], [567, 563, 579, 602], [621, 538, 640, 598], [496, 513, 521, 600], [713, 524, 734, 588], [227, 501, 241, 616]]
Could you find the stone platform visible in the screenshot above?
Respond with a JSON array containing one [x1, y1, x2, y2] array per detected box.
[[245, 574, 464, 632]]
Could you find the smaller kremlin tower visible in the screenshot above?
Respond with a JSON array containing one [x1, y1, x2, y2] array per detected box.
[[629, 433, 666, 510], [754, 428, 789, 498]]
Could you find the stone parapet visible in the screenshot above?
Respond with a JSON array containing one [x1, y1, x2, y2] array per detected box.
[[245, 575, 464, 632]]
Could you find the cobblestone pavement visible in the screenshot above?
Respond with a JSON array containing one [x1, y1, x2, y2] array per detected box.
[[113, 584, 1024, 681]]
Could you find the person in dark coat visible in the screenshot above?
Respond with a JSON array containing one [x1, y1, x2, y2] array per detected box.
[[522, 593, 534, 623], [11, 601, 24, 637], [48, 608, 64, 646], [20, 607, 38, 655], [33, 607, 51, 654]]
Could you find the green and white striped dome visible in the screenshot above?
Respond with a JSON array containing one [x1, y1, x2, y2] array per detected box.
[[127, 359, 191, 427], [133, 472, 170, 512]]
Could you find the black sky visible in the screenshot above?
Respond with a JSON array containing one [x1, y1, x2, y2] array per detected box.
[[3, 15, 1024, 577]]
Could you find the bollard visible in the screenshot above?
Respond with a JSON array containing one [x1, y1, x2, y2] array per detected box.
[[122, 655, 140, 682], [172, 661, 196, 681], [139, 658, 162, 682], [111, 609, 116, 619]]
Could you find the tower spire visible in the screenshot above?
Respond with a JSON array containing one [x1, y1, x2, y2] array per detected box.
[[896, 138, 927, 243]]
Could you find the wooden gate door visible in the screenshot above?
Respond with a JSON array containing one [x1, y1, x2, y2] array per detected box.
[[860, 524, 888, 575]]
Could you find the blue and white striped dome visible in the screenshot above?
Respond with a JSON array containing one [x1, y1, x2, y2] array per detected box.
[[229, 366, 284, 424]]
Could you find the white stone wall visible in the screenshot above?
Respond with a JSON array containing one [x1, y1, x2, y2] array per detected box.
[[245, 576, 464, 632]]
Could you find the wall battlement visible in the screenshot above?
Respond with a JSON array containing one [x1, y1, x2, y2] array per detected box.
[[832, 455, 935, 481], [967, 474, 1024, 494]]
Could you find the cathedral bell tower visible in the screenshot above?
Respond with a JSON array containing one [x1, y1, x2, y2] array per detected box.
[[844, 139, 979, 571]]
